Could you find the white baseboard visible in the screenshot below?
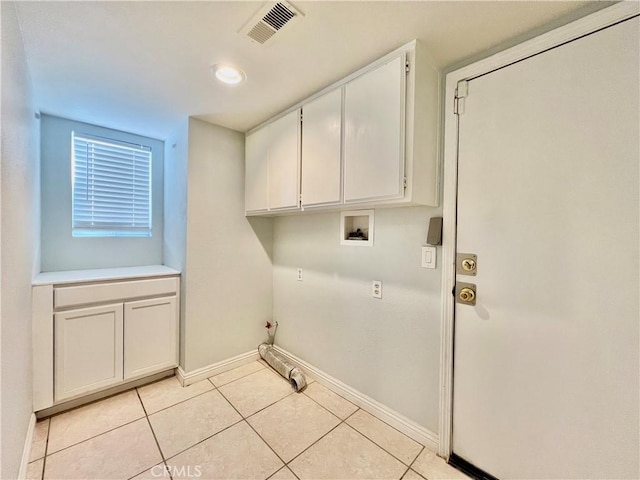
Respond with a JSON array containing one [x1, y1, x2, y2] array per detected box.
[[272, 345, 439, 452], [177, 349, 260, 386], [18, 413, 36, 480]]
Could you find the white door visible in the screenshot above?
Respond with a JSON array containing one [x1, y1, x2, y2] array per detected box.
[[344, 54, 405, 203], [124, 296, 178, 379], [301, 88, 343, 207], [453, 17, 639, 479], [55, 303, 124, 401], [268, 109, 300, 211]]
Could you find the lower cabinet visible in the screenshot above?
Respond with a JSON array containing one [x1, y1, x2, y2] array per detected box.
[[54, 295, 178, 402], [34, 270, 182, 409], [55, 303, 124, 401]]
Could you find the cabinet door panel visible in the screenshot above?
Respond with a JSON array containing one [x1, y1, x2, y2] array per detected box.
[[302, 89, 343, 206], [55, 304, 123, 401], [245, 126, 270, 213], [268, 109, 301, 210], [344, 54, 405, 202], [124, 296, 178, 379]]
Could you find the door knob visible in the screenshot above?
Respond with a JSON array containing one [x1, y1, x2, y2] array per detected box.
[[459, 288, 475, 302], [455, 282, 477, 305]]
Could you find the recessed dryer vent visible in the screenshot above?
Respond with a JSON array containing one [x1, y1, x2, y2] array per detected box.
[[240, 1, 304, 45]]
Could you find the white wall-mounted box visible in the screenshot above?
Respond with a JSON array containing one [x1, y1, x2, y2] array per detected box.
[[340, 210, 374, 247]]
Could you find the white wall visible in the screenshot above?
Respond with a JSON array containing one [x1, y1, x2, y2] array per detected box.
[[40, 114, 164, 272], [0, 1, 40, 477], [181, 118, 273, 372], [163, 120, 189, 366], [273, 206, 442, 432]]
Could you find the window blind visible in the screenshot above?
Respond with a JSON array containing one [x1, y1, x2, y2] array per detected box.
[[72, 132, 152, 237]]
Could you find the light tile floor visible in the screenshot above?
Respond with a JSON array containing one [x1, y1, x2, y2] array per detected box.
[[27, 361, 469, 480]]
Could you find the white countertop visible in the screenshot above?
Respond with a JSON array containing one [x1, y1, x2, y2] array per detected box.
[[33, 265, 181, 286]]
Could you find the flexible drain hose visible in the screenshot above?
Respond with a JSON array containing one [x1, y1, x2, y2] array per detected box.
[[258, 343, 307, 392]]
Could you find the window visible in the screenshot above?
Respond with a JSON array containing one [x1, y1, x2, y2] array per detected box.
[[72, 132, 152, 237]]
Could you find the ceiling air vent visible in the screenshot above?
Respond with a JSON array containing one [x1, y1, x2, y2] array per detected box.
[[240, 1, 304, 45]]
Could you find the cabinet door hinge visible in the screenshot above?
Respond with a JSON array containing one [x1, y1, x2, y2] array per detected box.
[[454, 80, 469, 115], [405, 59, 410, 74], [300, 111, 303, 122], [403, 176, 408, 188]]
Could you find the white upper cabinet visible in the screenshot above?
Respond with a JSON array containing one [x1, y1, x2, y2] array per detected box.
[[344, 54, 405, 203], [245, 40, 440, 216], [268, 109, 301, 211], [245, 125, 270, 213], [301, 89, 343, 207]]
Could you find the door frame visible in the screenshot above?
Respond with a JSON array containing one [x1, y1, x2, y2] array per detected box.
[[437, 1, 640, 459]]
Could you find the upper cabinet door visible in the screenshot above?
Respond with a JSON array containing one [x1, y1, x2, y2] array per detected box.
[[301, 89, 343, 207], [344, 54, 406, 203], [268, 109, 301, 210], [245, 125, 270, 213]]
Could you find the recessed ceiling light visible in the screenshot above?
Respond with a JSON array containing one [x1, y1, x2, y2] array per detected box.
[[211, 64, 246, 85]]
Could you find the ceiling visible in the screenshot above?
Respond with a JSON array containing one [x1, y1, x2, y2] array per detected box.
[[15, 1, 610, 140]]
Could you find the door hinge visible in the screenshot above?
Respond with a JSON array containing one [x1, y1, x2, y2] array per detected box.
[[405, 59, 410, 74], [454, 80, 469, 115], [300, 111, 303, 122], [403, 176, 408, 188]]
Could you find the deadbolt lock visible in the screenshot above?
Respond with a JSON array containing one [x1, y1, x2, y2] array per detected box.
[[455, 282, 477, 306], [462, 258, 476, 271], [456, 253, 478, 276]]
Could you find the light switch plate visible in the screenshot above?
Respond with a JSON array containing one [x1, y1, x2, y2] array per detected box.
[[422, 247, 436, 269]]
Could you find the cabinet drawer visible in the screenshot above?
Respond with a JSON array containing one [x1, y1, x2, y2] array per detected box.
[[55, 277, 178, 309]]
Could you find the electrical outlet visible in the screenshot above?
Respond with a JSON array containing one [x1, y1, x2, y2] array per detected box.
[[372, 280, 382, 299], [296, 268, 303, 281]]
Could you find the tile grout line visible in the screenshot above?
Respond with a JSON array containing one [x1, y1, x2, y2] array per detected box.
[[282, 410, 419, 480], [215, 385, 291, 471], [44, 415, 146, 458], [266, 465, 299, 480], [154, 364, 292, 464], [135, 388, 174, 480], [283, 416, 347, 470], [399, 466, 412, 480], [207, 363, 267, 388], [300, 389, 351, 423], [132, 368, 296, 468], [342, 417, 424, 468], [405, 445, 427, 480], [161, 417, 246, 463], [40, 418, 51, 480], [42, 381, 196, 457], [242, 390, 297, 419], [282, 406, 364, 468], [302, 386, 427, 469], [141, 378, 216, 416]]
